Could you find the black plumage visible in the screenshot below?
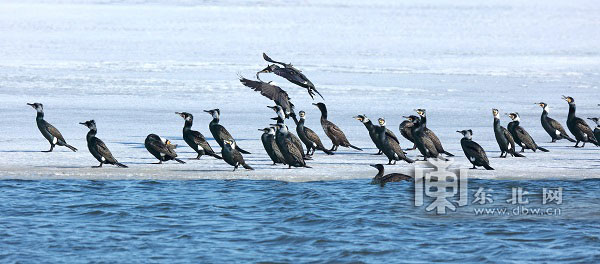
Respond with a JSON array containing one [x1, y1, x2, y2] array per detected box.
[[537, 102, 575, 143], [176, 112, 222, 160], [587, 117, 600, 143], [399, 120, 417, 150], [144, 134, 185, 164], [79, 120, 127, 168], [259, 127, 286, 165], [273, 124, 310, 168], [269, 106, 310, 159], [375, 118, 414, 165], [27, 103, 77, 152], [492, 109, 524, 158], [354, 114, 399, 155], [222, 140, 253, 171], [406, 115, 440, 160], [257, 53, 323, 100], [507, 113, 549, 152], [313, 102, 362, 152], [369, 164, 412, 187], [296, 111, 333, 156], [204, 109, 251, 154], [563, 96, 599, 148], [415, 109, 453, 156], [457, 130, 494, 170], [240, 76, 297, 123]]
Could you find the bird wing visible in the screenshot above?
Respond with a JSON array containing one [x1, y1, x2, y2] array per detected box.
[[422, 136, 439, 156], [464, 140, 489, 164], [501, 127, 516, 149], [216, 124, 234, 142], [45, 122, 66, 143], [94, 138, 117, 163], [574, 118, 596, 139], [425, 128, 442, 149], [515, 126, 536, 149], [399, 121, 414, 142], [273, 67, 313, 89], [385, 129, 400, 144], [285, 136, 304, 163], [548, 117, 568, 135], [239, 78, 291, 108], [148, 139, 176, 157], [304, 126, 324, 147], [263, 53, 290, 67], [382, 173, 412, 182], [325, 122, 349, 143], [191, 130, 214, 152]]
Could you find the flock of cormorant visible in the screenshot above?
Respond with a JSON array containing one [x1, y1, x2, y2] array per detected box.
[[26, 53, 600, 185]]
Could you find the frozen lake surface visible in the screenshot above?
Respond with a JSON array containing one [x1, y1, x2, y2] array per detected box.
[[0, 0, 599, 181]]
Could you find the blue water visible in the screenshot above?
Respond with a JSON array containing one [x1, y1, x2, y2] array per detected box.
[[1, 179, 599, 263]]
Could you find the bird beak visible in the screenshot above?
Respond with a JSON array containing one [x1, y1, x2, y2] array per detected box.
[[258, 129, 264, 131], [257, 66, 271, 74], [369, 164, 377, 168], [203, 110, 211, 113], [312, 103, 317, 106], [79, 122, 86, 125], [561, 95, 568, 101], [353, 115, 360, 119], [267, 106, 276, 109], [456, 130, 461, 133]]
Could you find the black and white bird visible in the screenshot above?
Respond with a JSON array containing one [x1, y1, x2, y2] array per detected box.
[[222, 140, 253, 171], [313, 102, 362, 152], [562, 96, 599, 147], [259, 127, 286, 165], [79, 120, 127, 168], [492, 109, 524, 158], [27, 103, 77, 152], [375, 118, 414, 165], [405, 115, 440, 160], [204, 109, 251, 154], [272, 123, 310, 168], [257, 53, 323, 100], [296, 111, 333, 156], [536, 102, 575, 143], [415, 109, 454, 156], [457, 129, 494, 170], [239, 76, 297, 123], [398, 120, 417, 150], [144, 134, 185, 164], [507, 113, 549, 152], [369, 164, 412, 187], [353, 114, 399, 155], [176, 112, 222, 160]]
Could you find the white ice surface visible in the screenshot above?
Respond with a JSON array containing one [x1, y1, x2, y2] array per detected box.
[[0, 0, 599, 181]]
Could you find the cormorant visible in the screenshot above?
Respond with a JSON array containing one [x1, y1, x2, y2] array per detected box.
[[369, 164, 412, 187], [204, 109, 251, 154], [296, 111, 334, 156], [507, 113, 549, 152], [268, 105, 309, 159], [405, 115, 440, 160], [375, 118, 414, 165], [27, 103, 77, 152], [313, 102, 362, 151], [272, 123, 310, 168], [562, 96, 599, 147], [587, 117, 600, 143], [222, 140, 253, 171], [399, 120, 417, 150], [457, 130, 494, 170], [536, 102, 575, 143], [79, 120, 127, 168], [415, 109, 454, 156], [144, 134, 185, 164], [259, 127, 286, 165], [492, 109, 524, 158], [353, 114, 399, 155], [239, 76, 297, 123], [257, 53, 323, 100], [176, 112, 222, 160]]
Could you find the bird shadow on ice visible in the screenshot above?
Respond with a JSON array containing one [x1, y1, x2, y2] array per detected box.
[[172, 169, 233, 172], [115, 142, 145, 148], [0, 150, 46, 153], [33, 165, 84, 169]]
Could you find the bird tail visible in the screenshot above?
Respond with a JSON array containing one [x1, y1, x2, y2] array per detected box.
[[304, 164, 312, 168], [348, 144, 363, 151], [236, 146, 251, 154], [483, 163, 494, 170], [443, 151, 454, 157], [64, 143, 77, 152], [207, 152, 223, 159], [242, 163, 254, 170], [318, 146, 334, 155], [511, 150, 526, 158], [174, 158, 186, 164], [403, 156, 415, 163], [563, 135, 576, 142], [115, 162, 128, 168], [537, 146, 550, 152]]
